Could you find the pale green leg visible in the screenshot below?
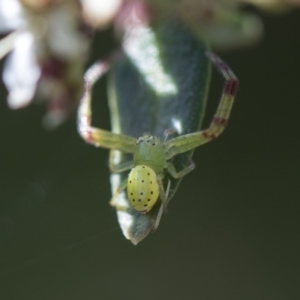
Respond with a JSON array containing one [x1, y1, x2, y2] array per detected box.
[[164, 52, 239, 160], [153, 179, 170, 231], [110, 178, 128, 210], [167, 160, 196, 179], [157, 174, 171, 212], [163, 128, 178, 142], [77, 60, 137, 153], [109, 150, 134, 173], [153, 204, 164, 231]]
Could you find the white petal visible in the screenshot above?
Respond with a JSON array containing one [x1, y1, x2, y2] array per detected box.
[[3, 31, 41, 109], [80, 0, 122, 28], [46, 4, 89, 59], [0, 0, 25, 32]]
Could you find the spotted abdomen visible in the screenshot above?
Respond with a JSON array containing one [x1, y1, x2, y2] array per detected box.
[[127, 165, 159, 213]]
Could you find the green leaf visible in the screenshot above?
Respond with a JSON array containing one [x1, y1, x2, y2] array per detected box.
[[108, 20, 211, 244]]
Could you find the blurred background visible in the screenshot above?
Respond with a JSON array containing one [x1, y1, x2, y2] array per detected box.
[[0, 4, 300, 300]]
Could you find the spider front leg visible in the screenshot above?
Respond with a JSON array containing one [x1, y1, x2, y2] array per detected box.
[[78, 60, 137, 153], [164, 51, 239, 159]]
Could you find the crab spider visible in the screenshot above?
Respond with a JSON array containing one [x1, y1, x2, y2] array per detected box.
[[78, 51, 238, 214]]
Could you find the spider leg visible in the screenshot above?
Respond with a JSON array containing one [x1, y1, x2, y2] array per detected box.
[[109, 150, 134, 173], [152, 179, 170, 231], [157, 173, 171, 212], [78, 60, 136, 153], [110, 177, 128, 208], [152, 204, 164, 231], [167, 160, 196, 179], [164, 51, 239, 160], [163, 128, 178, 142]]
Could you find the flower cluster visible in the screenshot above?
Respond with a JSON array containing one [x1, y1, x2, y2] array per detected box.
[[0, 0, 93, 127], [0, 0, 298, 128]]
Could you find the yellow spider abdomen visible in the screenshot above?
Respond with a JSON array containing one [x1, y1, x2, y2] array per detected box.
[[127, 165, 159, 213]]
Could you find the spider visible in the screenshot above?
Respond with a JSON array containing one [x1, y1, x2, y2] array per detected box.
[[78, 51, 238, 214]]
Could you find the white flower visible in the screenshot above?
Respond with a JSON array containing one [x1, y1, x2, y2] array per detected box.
[[0, 0, 90, 128], [80, 0, 122, 28], [3, 31, 40, 109]]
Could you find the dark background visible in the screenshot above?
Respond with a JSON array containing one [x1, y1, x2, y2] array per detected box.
[[0, 9, 299, 300]]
